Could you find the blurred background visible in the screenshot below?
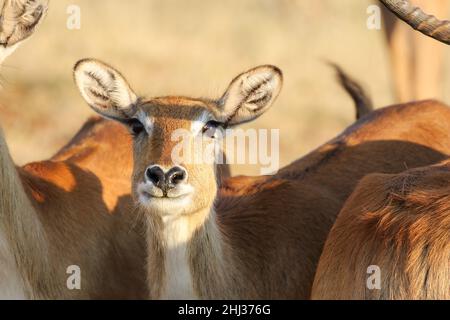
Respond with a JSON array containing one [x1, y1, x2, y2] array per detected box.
[[1, 0, 449, 175]]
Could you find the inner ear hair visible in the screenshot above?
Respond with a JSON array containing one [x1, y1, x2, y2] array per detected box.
[[219, 65, 283, 126], [73, 58, 139, 121], [0, 0, 48, 47]]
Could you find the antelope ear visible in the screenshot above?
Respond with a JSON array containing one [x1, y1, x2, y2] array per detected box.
[[218, 65, 282, 126], [73, 59, 138, 121], [0, 0, 48, 63], [0, 0, 48, 46]]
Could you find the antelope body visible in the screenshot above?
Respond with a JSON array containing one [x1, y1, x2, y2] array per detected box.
[[0, 0, 149, 299], [312, 0, 450, 300], [0, 117, 148, 299], [311, 160, 450, 299], [75, 57, 450, 299]]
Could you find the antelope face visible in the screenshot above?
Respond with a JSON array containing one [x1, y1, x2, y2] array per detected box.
[[129, 98, 222, 215], [74, 59, 282, 216]]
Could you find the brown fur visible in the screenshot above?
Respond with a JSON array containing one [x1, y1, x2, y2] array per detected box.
[[311, 159, 450, 299], [0, 117, 148, 299]]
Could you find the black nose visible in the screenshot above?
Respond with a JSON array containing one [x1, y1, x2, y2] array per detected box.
[[166, 166, 187, 186], [145, 165, 187, 194], [146, 166, 165, 187]]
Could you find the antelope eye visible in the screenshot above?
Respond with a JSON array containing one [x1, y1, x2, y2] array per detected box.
[[202, 120, 223, 138], [129, 119, 145, 136]]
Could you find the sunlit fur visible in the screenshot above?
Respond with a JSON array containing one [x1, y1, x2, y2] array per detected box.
[[0, 118, 149, 299], [0, 0, 150, 297]]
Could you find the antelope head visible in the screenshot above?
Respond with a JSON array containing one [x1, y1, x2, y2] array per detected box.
[[73, 59, 282, 217]]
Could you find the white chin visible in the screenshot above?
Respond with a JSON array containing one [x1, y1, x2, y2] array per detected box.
[[137, 182, 195, 214], [138, 192, 193, 214]]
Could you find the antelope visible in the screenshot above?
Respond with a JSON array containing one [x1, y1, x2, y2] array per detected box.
[[0, 0, 150, 299], [381, 0, 449, 102], [312, 0, 450, 300], [75, 57, 450, 299], [4, 118, 150, 299]]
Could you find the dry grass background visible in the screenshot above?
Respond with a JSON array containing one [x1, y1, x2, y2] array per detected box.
[[1, 0, 449, 175]]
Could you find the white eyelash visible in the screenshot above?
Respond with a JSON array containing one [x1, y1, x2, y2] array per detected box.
[[137, 110, 154, 134], [190, 112, 211, 135]]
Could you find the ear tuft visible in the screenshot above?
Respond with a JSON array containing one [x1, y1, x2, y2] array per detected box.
[[73, 59, 138, 121], [219, 65, 282, 126]]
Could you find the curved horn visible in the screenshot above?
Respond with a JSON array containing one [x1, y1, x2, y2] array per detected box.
[[379, 0, 450, 45]]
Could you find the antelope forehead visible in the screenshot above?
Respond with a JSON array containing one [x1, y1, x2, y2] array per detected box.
[[136, 104, 214, 134]]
